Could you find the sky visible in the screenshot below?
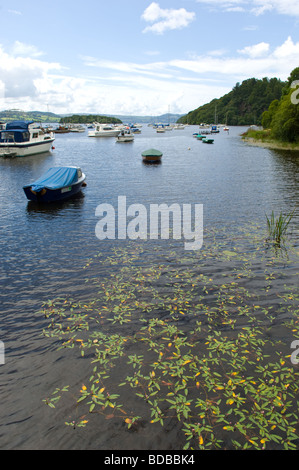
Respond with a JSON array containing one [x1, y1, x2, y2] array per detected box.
[[0, 0, 299, 116]]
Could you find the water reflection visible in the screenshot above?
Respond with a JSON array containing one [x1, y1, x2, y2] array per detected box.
[[26, 191, 85, 216], [142, 160, 162, 166]]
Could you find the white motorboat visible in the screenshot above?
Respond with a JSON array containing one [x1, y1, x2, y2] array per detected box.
[[88, 122, 122, 137], [69, 124, 86, 132], [116, 129, 134, 142], [0, 121, 55, 157]]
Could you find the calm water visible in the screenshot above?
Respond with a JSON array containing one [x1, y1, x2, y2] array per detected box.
[[0, 125, 298, 449]]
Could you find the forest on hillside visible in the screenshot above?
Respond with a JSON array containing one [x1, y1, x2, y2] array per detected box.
[[61, 115, 122, 124], [177, 77, 285, 126]]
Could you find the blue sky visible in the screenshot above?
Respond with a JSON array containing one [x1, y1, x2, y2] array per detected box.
[[0, 0, 299, 116]]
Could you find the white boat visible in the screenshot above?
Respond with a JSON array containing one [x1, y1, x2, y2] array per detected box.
[[88, 122, 122, 137], [69, 124, 86, 132], [116, 129, 134, 142], [0, 121, 55, 157]]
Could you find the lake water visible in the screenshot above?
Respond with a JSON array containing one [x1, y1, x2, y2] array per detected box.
[[0, 125, 298, 450]]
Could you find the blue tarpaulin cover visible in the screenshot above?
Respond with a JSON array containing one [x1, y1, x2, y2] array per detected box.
[[24, 167, 79, 192], [6, 121, 33, 131]]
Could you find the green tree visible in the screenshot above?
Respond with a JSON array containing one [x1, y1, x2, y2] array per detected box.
[[261, 99, 279, 128], [271, 89, 299, 142]]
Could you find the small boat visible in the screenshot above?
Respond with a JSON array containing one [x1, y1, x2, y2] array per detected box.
[[130, 125, 141, 134], [196, 134, 205, 140], [142, 148, 163, 162], [23, 166, 86, 203], [54, 126, 70, 133], [88, 122, 121, 137], [0, 121, 55, 157], [116, 129, 134, 142], [202, 138, 214, 144], [69, 125, 86, 133]]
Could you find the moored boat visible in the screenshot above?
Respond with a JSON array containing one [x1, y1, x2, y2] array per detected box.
[[0, 121, 55, 157], [88, 122, 121, 137], [23, 166, 86, 203], [54, 125, 70, 133], [141, 148, 163, 162], [202, 138, 214, 144], [116, 129, 134, 142], [69, 124, 86, 133]]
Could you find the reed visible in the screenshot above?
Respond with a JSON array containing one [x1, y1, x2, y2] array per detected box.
[[266, 210, 294, 245]]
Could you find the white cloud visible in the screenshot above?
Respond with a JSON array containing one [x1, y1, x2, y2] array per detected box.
[[11, 41, 44, 58], [0, 36, 298, 116], [238, 42, 270, 58], [196, 0, 299, 16], [141, 2, 195, 34], [8, 9, 22, 15], [0, 44, 61, 105], [273, 35, 299, 58]]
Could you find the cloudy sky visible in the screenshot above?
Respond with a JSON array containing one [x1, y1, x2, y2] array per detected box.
[[0, 0, 298, 116]]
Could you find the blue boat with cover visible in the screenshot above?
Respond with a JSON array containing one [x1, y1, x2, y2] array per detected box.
[[23, 166, 86, 203]]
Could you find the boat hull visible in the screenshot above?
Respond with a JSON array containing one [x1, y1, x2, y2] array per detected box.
[[0, 139, 55, 157], [116, 136, 134, 142], [142, 155, 162, 162], [88, 130, 120, 137], [23, 178, 86, 203]]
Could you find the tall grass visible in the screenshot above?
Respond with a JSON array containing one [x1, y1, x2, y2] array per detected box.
[[266, 210, 294, 245]]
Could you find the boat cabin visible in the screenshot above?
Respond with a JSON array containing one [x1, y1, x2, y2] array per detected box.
[[0, 121, 54, 144], [0, 121, 43, 144]]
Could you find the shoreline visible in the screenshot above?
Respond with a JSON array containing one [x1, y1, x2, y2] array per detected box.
[[242, 136, 299, 151]]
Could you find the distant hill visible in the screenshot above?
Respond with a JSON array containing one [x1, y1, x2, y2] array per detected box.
[[61, 113, 183, 124], [0, 109, 60, 123], [0, 109, 183, 124], [177, 77, 286, 126]]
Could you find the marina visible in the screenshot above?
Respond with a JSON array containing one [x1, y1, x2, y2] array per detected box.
[[0, 124, 298, 450]]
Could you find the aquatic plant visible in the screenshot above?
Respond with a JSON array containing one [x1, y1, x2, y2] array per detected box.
[[266, 210, 294, 246], [41, 233, 299, 450]]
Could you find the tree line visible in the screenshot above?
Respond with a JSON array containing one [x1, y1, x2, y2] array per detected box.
[[61, 115, 122, 124]]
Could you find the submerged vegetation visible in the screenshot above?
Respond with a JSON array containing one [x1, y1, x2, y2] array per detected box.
[[41, 224, 299, 450]]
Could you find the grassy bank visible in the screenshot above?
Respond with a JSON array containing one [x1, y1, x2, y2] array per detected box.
[[242, 129, 299, 151]]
